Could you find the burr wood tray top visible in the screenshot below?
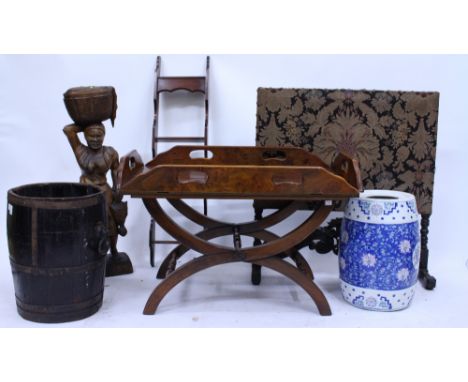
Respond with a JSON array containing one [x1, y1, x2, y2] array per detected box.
[[117, 146, 362, 200]]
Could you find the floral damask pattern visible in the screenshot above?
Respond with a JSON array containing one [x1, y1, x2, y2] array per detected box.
[[256, 88, 439, 214]]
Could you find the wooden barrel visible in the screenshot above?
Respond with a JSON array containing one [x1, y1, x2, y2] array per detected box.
[[7, 183, 109, 323]]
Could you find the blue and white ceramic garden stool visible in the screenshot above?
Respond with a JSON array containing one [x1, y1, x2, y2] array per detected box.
[[339, 190, 421, 311]]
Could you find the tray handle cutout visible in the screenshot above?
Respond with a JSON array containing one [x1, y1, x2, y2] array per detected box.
[[178, 170, 209, 185], [272, 173, 303, 186], [262, 150, 287, 161], [189, 149, 214, 160]]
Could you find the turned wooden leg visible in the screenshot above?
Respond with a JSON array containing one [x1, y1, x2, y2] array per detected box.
[[251, 264, 262, 285], [252, 206, 264, 285], [252, 251, 314, 285], [149, 219, 156, 267], [419, 214, 436, 290]]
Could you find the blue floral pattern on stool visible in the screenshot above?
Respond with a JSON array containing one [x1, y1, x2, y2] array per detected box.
[[339, 190, 420, 312], [340, 219, 420, 290]]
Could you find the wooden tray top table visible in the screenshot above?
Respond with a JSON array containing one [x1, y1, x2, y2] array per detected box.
[[117, 145, 362, 315]]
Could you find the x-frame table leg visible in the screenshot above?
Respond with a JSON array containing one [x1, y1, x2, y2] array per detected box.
[[143, 198, 332, 315], [157, 225, 313, 280]]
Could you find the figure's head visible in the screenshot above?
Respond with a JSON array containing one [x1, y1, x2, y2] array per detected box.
[[84, 123, 105, 150]]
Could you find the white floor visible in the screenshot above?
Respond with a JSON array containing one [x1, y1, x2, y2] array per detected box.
[[1, 245, 467, 328]]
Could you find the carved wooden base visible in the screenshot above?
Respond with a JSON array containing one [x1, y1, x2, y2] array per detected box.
[[105, 252, 133, 277]]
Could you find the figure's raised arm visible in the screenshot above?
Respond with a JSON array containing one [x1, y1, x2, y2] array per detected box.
[[63, 124, 83, 152]]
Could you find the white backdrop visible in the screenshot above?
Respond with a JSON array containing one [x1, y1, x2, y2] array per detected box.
[[1, 54, 467, 327]]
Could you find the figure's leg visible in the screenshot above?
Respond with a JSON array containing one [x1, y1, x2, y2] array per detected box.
[[419, 214, 436, 290]]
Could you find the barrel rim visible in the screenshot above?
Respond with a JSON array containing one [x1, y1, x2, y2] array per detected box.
[[7, 182, 105, 209]]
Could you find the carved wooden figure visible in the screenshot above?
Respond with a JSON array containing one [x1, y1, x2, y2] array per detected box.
[[63, 86, 133, 276]]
